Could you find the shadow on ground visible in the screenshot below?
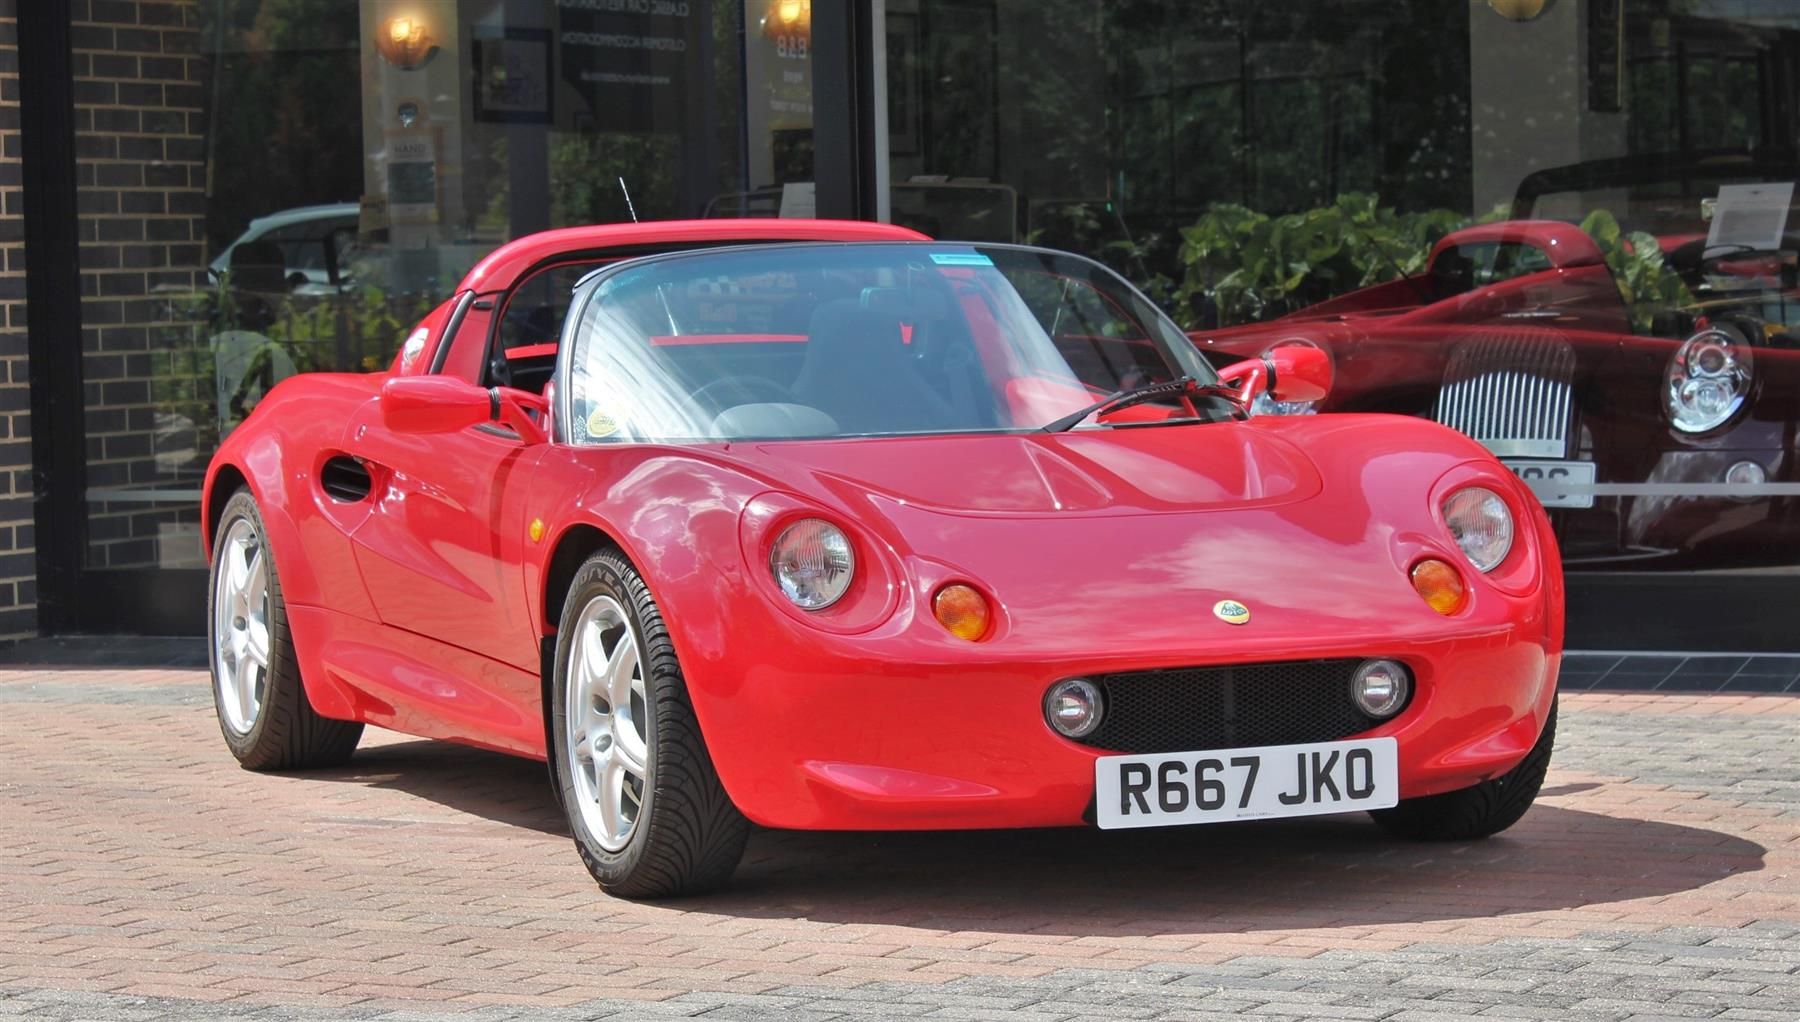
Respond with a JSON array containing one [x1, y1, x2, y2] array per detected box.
[[305, 737, 1765, 937]]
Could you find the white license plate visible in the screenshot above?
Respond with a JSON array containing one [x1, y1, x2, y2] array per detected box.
[[1094, 737, 1398, 830], [1505, 459, 1596, 509]]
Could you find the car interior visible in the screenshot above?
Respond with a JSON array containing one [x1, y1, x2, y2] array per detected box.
[[477, 251, 1190, 441]]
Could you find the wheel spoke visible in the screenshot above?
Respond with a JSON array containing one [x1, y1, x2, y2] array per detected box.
[[233, 653, 260, 724], [614, 721, 648, 778], [567, 620, 601, 731], [227, 533, 253, 591], [604, 632, 638, 717], [598, 758, 628, 839], [244, 617, 270, 667], [581, 620, 611, 694], [243, 548, 267, 604]]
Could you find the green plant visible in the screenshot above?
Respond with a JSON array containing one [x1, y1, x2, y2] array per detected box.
[[1579, 209, 1693, 332], [1173, 192, 1467, 328], [1170, 192, 1681, 332]]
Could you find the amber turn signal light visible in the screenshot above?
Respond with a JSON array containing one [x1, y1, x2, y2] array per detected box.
[[1411, 558, 1466, 615], [933, 583, 991, 641]]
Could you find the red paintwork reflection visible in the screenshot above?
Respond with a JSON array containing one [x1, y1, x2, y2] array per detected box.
[[1196, 218, 1800, 571]]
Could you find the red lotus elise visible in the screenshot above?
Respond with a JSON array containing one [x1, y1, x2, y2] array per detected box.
[[203, 219, 1562, 898]]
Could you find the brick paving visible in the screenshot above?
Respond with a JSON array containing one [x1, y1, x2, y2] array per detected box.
[[0, 666, 1796, 1021]]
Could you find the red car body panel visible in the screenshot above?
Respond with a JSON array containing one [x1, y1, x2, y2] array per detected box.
[[204, 220, 1561, 831]]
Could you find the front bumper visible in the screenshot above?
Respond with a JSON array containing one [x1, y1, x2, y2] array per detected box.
[[685, 620, 1560, 831]]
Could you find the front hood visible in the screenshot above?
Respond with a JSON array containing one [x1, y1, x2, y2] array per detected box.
[[734, 426, 1323, 516], [709, 417, 1536, 656]]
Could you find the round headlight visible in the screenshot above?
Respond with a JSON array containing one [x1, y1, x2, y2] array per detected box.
[[1666, 327, 1753, 433], [1442, 486, 1514, 572], [769, 518, 854, 610]]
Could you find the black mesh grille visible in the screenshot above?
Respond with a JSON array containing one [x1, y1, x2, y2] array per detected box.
[[1071, 659, 1399, 754]]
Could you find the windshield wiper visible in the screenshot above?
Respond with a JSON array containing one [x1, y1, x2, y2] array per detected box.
[[1041, 376, 1240, 433]]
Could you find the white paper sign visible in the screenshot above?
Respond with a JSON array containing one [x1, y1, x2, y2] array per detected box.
[[1706, 181, 1794, 252], [778, 181, 816, 219]]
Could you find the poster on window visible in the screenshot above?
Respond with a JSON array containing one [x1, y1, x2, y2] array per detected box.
[[556, 0, 706, 134]]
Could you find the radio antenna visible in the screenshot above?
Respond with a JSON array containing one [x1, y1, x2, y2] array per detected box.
[[619, 177, 640, 223]]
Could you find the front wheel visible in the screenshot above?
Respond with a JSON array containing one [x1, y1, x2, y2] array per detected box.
[[208, 488, 362, 770], [549, 548, 749, 898], [1370, 698, 1557, 841]]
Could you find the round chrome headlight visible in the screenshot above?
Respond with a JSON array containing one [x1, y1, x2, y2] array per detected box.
[[1666, 327, 1753, 434], [1442, 486, 1514, 573], [769, 519, 854, 610]]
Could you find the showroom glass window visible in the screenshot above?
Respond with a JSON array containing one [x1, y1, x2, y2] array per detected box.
[[884, 0, 1800, 575], [67, 1, 811, 596]]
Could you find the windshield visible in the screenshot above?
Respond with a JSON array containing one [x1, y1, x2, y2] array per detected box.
[[562, 243, 1218, 443]]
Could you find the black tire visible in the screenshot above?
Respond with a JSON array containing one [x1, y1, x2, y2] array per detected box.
[[549, 548, 749, 898], [1370, 697, 1557, 841], [207, 488, 362, 770]]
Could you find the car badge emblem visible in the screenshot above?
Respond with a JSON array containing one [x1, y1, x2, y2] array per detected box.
[[528, 518, 545, 544], [1213, 599, 1251, 625]]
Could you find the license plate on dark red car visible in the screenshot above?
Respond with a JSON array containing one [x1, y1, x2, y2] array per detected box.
[[1505, 459, 1596, 509], [1094, 737, 1399, 829]]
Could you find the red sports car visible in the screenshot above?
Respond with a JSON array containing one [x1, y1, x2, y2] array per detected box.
[[203, 219, 1563, 898]]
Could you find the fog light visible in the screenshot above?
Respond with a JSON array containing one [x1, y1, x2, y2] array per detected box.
[[1411, 558, 1466, 615], [1351, 659, 1410, 718], [933, 583, 992, 641], [1725, 460, 1766, 486], [1045, 679, 1103, 738]]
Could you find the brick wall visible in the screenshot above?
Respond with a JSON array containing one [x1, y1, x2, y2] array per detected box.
[[72, 0, 209, 573], [0, 0, 35, 640]]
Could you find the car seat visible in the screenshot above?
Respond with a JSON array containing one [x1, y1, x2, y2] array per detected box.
[[790, 299, 962, 434]]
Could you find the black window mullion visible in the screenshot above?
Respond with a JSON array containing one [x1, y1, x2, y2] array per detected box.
[[17, 0, 87, 635]]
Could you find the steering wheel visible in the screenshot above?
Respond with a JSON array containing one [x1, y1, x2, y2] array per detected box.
[[691, 375, 794, 413]]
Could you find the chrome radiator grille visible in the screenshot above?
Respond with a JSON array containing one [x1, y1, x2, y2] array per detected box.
[[1432, 329, 1576, 459]]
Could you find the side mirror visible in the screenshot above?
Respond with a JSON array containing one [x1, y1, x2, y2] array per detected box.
[[1266, 343, 1332, 403], [1215, 344, 1333, 405], [381, 376, 494, 435], [381, 376, 550, 443]]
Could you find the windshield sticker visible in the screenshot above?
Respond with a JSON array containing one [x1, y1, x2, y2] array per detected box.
[[586, 410, 620, 439], [929, 252, 994, 267]]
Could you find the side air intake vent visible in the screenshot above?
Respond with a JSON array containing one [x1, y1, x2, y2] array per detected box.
[[320, 456, 372, 503]]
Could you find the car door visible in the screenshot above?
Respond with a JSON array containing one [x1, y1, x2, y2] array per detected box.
[[342, 298, 545, 675], [344, 224, 934, 684]]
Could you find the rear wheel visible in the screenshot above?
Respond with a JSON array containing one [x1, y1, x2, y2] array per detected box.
[[1370, 698, 1556, 841], [208, 488, 362, 770], [549, 548, 749, 898]]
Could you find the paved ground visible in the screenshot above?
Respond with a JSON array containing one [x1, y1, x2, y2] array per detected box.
[[1, 665, 1796, 1021]]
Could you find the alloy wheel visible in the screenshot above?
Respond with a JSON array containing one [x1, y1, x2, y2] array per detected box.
[[564, 594, 651, 852], [212, 517, 271, 734]]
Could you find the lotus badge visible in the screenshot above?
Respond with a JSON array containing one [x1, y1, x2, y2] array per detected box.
[[1213, 599, 1251, 625]]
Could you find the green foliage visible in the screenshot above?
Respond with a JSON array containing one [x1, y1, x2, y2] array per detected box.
[[1174, 192, 1468, 327], [147, 280, 432, 456], [1578, 209, 1693, 333], [1171, 192, 1683, 332]]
